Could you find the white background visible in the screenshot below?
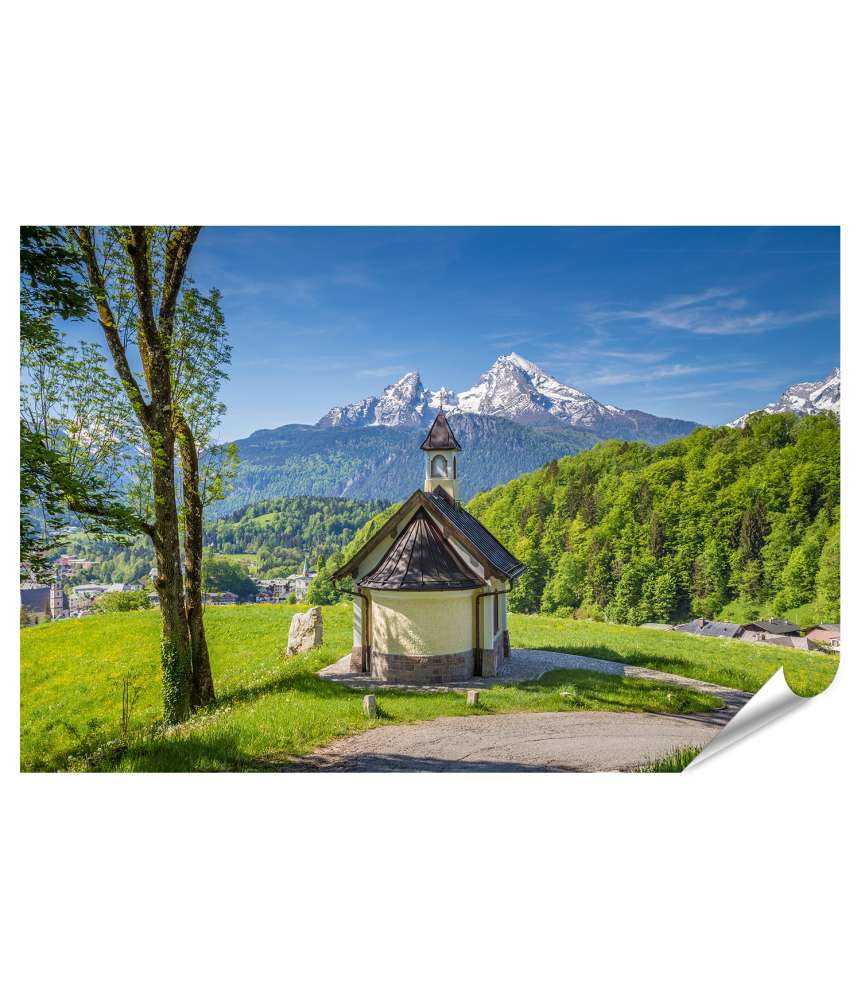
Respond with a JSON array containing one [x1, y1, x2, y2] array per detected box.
[[2, 2, 857, 998]]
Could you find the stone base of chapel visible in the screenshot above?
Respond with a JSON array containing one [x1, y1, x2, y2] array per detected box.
[[476, 631, 507, 678], [369, 649, 474, 684], [347, 635, 511, 684]]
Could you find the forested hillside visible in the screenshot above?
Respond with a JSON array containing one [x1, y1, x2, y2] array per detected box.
[[213, 415, 600, 513], [56, 497, 386, 583], [467, 412, 840, 624], [204, 496, 386, 574]]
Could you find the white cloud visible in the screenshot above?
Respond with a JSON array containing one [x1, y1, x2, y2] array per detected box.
[[356, 365, 407, 378], [589, 288, 835, 336], [587, 363, 716, 386]]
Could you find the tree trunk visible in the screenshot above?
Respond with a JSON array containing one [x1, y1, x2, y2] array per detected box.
[[176, 415, 215, 707], [150, 423, 194, 725], [73, 226, 195, 725]]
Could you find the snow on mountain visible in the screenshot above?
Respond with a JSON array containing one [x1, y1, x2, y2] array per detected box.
[[317, 371, 433, 428], [728, 368, 840, 428], [454, 352, 625, 429], [317, 353, 699, 443]]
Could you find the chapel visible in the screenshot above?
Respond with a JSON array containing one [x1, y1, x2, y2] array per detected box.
[[333, 410, 525, 683]]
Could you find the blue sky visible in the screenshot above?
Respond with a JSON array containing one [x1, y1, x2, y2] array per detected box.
[[184, 226, 839, 440]]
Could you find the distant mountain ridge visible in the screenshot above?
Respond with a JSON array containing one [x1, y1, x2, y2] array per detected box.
[[317, 352, 700, 442], [212, 415, 601, 515], [728, 368, 840, 428], [214, 354, 700, 514]]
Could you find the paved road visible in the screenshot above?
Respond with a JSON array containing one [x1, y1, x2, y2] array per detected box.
[[302, 650, 753, 772], [295, 710, 732, 772]]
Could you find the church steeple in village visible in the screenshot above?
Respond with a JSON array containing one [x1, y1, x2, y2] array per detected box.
[[420, 410, 462, 501]]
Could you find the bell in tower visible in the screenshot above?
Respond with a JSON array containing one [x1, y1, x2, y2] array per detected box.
[[420, 410, 462, 501]]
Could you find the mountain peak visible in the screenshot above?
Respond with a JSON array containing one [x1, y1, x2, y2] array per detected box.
[[316, 370, 430, 428], [728, 368, 841, 427], [499, 351, 547, 376], [317, 353, 700, 441]]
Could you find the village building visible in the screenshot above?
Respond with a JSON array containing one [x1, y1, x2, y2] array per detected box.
[[739, 618, 802, 641], [758, 635, 820, 652], [55, 554, 97, 577], [20, 585, 52, 624], [204, 591, 239, 606], [804, 624, 840, 651], [20, 582, 68, 623], [674, 618, 744, 639], [256, 578, 292, 602], [288, 561, 316, 600], [255, 562, 316, 603], [333, 411, 525, 683], [69, 581, 144, 613]]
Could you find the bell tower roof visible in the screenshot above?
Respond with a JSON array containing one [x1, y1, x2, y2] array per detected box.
[[420, 410, 462, 452]]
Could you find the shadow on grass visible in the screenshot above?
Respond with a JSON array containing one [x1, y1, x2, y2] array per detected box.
[[119, 731, 271, 772], [522, 642, 769, 693], [214, 661, 355, 712], [512, 668, 722, 714]]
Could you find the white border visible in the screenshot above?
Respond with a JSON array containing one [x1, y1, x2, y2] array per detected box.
[[3, 3, 856, 998]]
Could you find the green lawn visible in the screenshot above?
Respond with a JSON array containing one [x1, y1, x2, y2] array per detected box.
[[21, 604, 728, 772], [637, 745, 702, 772], [508, 613, 839, 698]]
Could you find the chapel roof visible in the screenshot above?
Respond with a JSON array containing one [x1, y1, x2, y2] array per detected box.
[[359, 508, 482, 591], [423, 486, 525, 581], [420, 411, 462, 452]]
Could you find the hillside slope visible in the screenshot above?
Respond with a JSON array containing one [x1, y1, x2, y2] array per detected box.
[[21, 605, 837, 770], [55, 497, 388, 582], [214, 414, 601, 513], [467, 411, 840, 625]]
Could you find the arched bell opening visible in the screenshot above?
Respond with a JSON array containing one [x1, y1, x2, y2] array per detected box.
[[430, 454, 448, 478]]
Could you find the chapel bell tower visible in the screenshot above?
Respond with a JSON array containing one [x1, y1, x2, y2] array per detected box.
[[420, 410, 462, 501]]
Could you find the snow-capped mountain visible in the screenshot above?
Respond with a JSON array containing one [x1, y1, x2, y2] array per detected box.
[[316, 371, 432, 429], [454, 352, 626, 429], [316, 353, 699, 442], [728, 368, 840, 428]]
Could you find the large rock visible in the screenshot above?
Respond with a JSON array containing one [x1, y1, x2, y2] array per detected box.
[[285, 606, 324, 655]]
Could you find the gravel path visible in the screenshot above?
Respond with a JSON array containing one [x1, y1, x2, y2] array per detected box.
[[318, 646, 625, 691], [303, 647, 753, 772]]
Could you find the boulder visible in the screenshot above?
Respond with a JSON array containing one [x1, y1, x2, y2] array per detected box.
[[285, 606, 323, 655]]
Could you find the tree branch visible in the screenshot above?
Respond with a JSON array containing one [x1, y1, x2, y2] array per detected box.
[[70, 227, 153, 428], [122, 226, 161, 368], [161, 226, 202, 332]]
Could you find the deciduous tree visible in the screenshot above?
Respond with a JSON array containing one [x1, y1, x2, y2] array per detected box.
[[69, 226, 219, 723], [20, 227, 140, 577]]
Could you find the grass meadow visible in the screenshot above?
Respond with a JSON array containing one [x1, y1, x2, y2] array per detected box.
[[510, 614, 838, 698], [20, 604, 838, 772]]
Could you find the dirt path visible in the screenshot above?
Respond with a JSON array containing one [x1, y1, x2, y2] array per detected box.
[[301, 650, 753, 772]]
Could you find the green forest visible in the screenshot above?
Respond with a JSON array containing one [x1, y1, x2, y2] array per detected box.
[[57, 496, 386, 583], [320, 411, 841, 624], [466, 412, 840, 625], [203, 495, 386, 576], [52, 414, 841, 628]]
